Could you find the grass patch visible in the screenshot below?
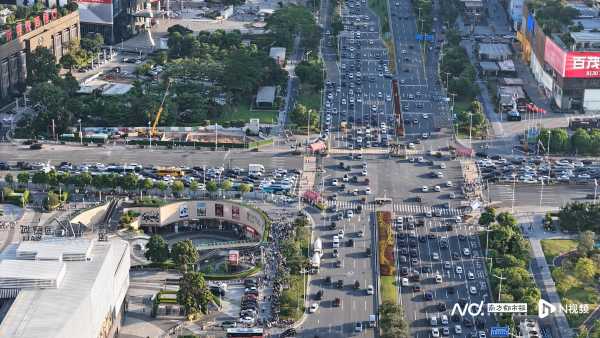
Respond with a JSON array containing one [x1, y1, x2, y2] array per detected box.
[[380, 276, 397, 304], [279, 274, 306, 321], [297, 84, 321, 112], [368, 0, 390, 34], [383, 37, 396, 73], [220, 103, 278, 123], [541, 239, 578, 265]]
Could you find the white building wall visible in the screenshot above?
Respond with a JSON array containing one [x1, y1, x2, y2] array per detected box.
[[530, 53, 554, 94], [509, 0, 523, 31], [584, 89, 600, 112]]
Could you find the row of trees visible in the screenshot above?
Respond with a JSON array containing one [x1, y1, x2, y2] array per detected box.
[[379, 301, 409, 338], [145, 236, 199, 270], [537, 128, 600, 155], [288, 104, 319, 131], [440, 31, 479, 102], [479, 208, 541, 320], [4, 170, 255, 197], [266, 5, 320, 52]]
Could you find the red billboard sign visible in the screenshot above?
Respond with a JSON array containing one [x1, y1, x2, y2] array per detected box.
[[545, 36, 600, 78]]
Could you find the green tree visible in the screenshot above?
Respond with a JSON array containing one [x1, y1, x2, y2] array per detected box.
[[78, 172, 93, 190], [572, 128, 592, 154], [156, 181, 168, 197], [141, 178, 154, 191], [177, 271, 213, 316], [44, 191, 61, 210], [578, 230, 596, 257], [144, 234, 170, 263], [575, 257, 596, 281], [189, 180, 199, 197], [379, 301, 410, 338], [171, 180, 185, 196], [239, 183, 252, 194], [496, 212, 517, 228], [80, 33, 104, 53], [27, 47, 59, 84], [221, 179, 233, 191], [295, 60, 324, 89], [479, 207, 496, 226], [17, 172, 30, 187], [206, 180, 218, 193], [120, 173, 139, 191], [32, 171, 49, 188], [60, 54, 77, 72], [4, 173, 14, 188], [171, 240, 199, 271], [289, 104, 319, 130], [266, 5, 320, 51]]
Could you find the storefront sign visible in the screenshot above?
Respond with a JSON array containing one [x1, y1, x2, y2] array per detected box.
[[545, 37, 600, 78]]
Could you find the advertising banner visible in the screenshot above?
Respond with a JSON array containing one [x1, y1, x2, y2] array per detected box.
[[215, 203, 224, 217], [544, 37, 566, 76], [179, 204, 189, 218], [231, 206, 240, 220]]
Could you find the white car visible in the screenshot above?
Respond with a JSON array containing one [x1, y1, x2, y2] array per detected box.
[[367, 284, 374, 294], [469, 286, 477, 295], [432, 252, 439, 260], [439, 163, 446, 169], [408, 142, 416, 149], [422, 133, 429, 139], [362, 169, 368, 176], [467, 271, 475, 280], [434, 185, 441, 192], [454, 325, 462, 334], [365, 187, 371, 194], [431, 328, 440, 337], [401, 278, 409, 286], [422, 186, 429, 192], [441, 315, 448, 325], [386, 94, 391, 101], [332, 179, 339, 186], [435, 274, 443, 283], [422, 114, 429, 119], [444, 261, 451, 269], [396, 216, 404, 225], [455, 266, 463, 274], [338, 229, 345, 238], [446, 181, 453, 187], [347, 210, 354, 218], [463, 248, 471, 256], [309, 303, 319, 313]]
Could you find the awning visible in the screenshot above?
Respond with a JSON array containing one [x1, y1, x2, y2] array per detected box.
[[308, 141, 326, 152]]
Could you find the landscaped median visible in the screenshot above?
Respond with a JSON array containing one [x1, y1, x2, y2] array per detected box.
[[377, 211, 396, 304]]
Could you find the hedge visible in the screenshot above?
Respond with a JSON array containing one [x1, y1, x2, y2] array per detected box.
[[204, 266, 261, 280], [126, 139, 247, 149], [248, 139, 274, 149], [377, 211, 395, 276]]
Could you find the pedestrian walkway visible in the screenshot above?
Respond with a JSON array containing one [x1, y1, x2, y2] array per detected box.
[[298, 155, 317, 197], [325, 200, 465, 215], [328, 147, 390, 155]]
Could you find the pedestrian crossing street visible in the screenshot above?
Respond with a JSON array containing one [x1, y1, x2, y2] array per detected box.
[[325, 200, 464, 215]]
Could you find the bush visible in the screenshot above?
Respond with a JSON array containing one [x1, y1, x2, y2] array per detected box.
[[377, 211, 395, 276]]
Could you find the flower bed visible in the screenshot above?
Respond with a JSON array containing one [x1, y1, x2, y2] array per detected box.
[[377, 211, 395, 276]]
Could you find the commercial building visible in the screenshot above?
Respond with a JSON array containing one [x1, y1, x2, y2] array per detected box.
[[519, 2, 600, 113], [77, 0, 128, 44], [0, 8, 80, 100], [0, 238, 130, 338]]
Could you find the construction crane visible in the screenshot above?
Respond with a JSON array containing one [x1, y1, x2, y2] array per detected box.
[[149, 80, 171, 138]]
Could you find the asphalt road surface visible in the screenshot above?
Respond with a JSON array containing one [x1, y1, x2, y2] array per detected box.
[[488, 183, 596, 209], [0, 144, 302, 170]]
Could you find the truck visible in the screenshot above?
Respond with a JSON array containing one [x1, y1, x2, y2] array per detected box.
[[248, 164, 265, 177], [313, 238, 323, 257], [311, 252, 321, 269]]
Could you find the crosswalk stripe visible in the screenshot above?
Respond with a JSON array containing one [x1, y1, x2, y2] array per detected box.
[[325, 200, 464, 215]]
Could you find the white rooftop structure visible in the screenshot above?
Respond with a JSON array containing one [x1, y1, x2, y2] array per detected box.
[[478, 43, 512, 60], [0, 238, 130, 338], [269, 47, 286, 64]]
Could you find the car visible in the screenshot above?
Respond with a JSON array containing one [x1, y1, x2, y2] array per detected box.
[[447, 286, 455, 294], [347, 239, 354, 247], [425, 291, 434, 300], [446, 181, 453, 187], [430, 316, 438, 326], [444, 261, 451, 269], [425, 211, 433, 218], [315, 290, 324, 300], [449, 192, 456, 199], [355, 322, 363, 332], [362, 169, 368, 176], [431, 328, 440, 337], [222, 320, 237, 328], [434, 185, 441, 192], [401, 278, 409, 286], [422, 132, 429, 139], [438, 302, 447, 311], [338, 229, 345, 238], [454, 325, 462, 334], [442, 327, 450, 336], [435, 274, 443, 283], [455, 266, 463, 274], [333, 297, 341, 307], [332, 179, 339, 186], [346, 210, 354, 218], [463, 248, 471, 256], [478, 331, 487, 338], [422, 186, 429, 192], [470, 286, 477, 295], [367, 284, 374, 294], [365, 187, 371, 194], [432, 252, 439, 260], [413, 285, 422, 292], [441, 315, 449, 325], [422, 113, 429, 119], [468, 271, 475, 280]]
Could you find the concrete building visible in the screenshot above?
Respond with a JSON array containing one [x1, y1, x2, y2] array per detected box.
[[519, 2, 600, 113], [477, 43, 513, 61], [508, 0, 524, 31], [256, 86, 277, 108], [0, 238, 130, 338], [462, 0, 485, 23], [0, 9, 80, 100]]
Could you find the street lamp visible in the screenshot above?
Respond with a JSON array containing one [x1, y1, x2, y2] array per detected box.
[[78, 119, 82, 145], [147, 121, 152, 149]]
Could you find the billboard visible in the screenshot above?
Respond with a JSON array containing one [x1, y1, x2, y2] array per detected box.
[[545, 37, 600, 78], [77, 0, 113, 25]]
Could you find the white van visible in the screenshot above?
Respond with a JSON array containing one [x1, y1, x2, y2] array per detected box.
[[369, 314, 377, 328], [430, 316, 438, 326], [333, 235, 340, 248]]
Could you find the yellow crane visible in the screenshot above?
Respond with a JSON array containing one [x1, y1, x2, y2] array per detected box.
[[150, 80, 171, 138]]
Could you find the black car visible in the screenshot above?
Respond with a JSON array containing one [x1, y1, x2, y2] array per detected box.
[[413, 285, 421, 292], [463, 317, 473, 327], [424, 292, 433, 301], [438, 302, 447, 311], [347, 239, 354, 247], [452, 252, 460, 260], [451, 314, 461, 323], [315, 290, 324, 300], [0, 162, 9, 170], [366, 247, 371, 256]]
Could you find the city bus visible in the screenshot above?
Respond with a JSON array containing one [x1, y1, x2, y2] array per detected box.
[[226, 328, 264, 338], [155, 167, 185, 177]]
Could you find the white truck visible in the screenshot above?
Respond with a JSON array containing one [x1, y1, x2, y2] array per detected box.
[[311, 252, 321, 269], [248, 164, 265, 177], [313, 238, 323, 257]]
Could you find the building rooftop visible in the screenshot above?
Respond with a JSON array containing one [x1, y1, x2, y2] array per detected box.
[[480, 61, 499, 71], [567, 2, 598, 18], [498, 59, 516, 72], [478, 43, 512, 58], [78, 80, 134, 96], [256, 86, 277, 104], [573, 18, 600, 31], [269, 47, 286, 62], [0, 238, 130, 338], [0, 260, 66, 289], [572, 31, 600, 44]]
